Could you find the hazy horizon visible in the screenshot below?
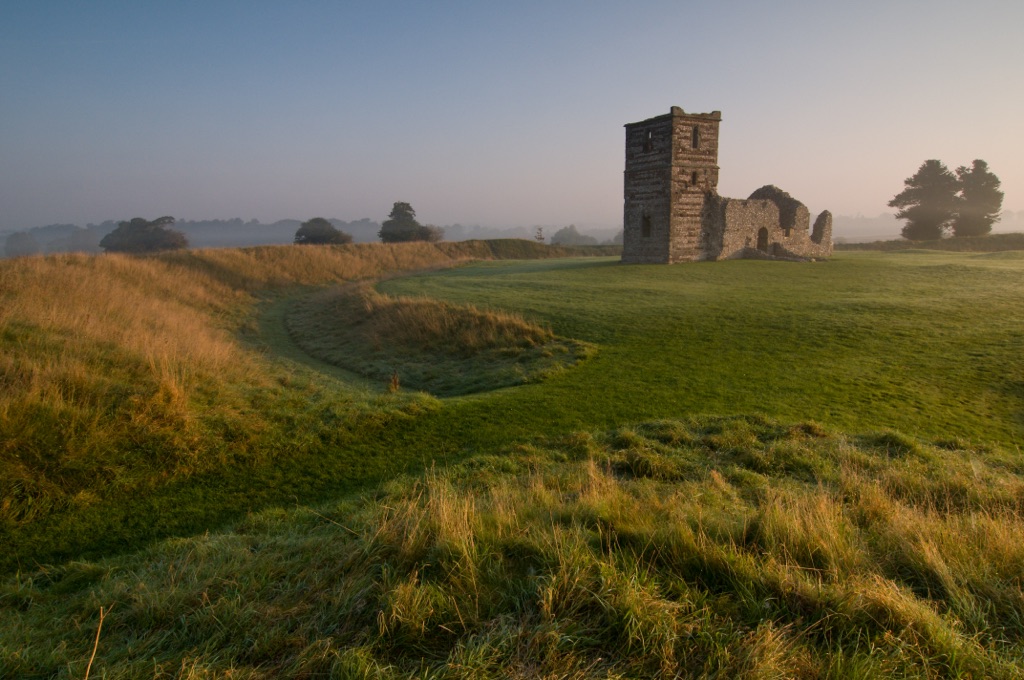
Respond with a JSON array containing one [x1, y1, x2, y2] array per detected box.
[[3, 1, 1021, 233]]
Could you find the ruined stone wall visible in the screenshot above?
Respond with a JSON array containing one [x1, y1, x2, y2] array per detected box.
[[721, 199, 783, 258], [700, 197, 833, 261], [805, 211, 833, 258], [698, 193, 727, 259]]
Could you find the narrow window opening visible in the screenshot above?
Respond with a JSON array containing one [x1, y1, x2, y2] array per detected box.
[[692, 125, 700, 149], [691, 170, 699, 185], [641, 214, 652, 238], [757, 227, 769, 252], [643, 130, 653, 152]]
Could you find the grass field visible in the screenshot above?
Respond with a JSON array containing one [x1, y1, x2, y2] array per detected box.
[[3, 244, 1024, 677], [0, 241, 613, 572], [377, 251, 1024, 446]]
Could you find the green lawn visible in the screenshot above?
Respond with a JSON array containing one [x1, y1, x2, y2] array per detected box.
[[374, 251, 1024, 448]]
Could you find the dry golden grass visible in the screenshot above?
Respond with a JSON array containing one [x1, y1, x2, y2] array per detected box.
[[1, 239, 614, 568], [1, 252, 250, 515], [0, 242, 523, 530], [159, 241, 489, 291], [0, 239, 575, 409], [0, 242, 495, 419]]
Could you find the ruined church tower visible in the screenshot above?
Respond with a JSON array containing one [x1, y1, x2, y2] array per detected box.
[[622, 106, 721, 264], [622, 106, 832, 263]]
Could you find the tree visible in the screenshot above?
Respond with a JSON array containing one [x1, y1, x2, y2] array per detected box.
[[550, 224, 598, 246], [420, 225, 445, 243], [952, 160, 1003, 237], [889, 160, 959, 240], [294, 217, 352, 245], [5, 231, 41, 258], [99, 216, 188, 253], [378, 202, 444, 243]]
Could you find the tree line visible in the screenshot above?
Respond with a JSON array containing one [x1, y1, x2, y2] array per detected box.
[[6, 202, 623, 256], [292, 203, 444, 245], [890, 159, 1003, 240], [4, 203, 449, 256]]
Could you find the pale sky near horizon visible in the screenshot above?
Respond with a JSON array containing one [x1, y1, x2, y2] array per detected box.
[[2, 1, 1021, 232]]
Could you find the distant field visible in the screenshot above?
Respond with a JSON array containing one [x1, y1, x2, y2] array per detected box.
[[4, 245, 1024, 676]]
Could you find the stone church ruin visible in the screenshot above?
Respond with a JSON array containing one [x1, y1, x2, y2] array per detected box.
[[622, 106, 832, 263]]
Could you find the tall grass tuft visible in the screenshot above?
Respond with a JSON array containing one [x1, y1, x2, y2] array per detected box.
[[6, 416, 1024, 676]]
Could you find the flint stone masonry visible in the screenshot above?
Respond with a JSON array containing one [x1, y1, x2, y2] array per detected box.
[[622, 106, 832, 263]]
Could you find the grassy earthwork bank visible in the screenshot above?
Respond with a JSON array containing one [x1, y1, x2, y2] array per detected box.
[[4, 239, 1024, 676], [0, 239, 614, 572]]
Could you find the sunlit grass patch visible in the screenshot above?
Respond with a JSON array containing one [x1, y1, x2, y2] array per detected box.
[[5, 415, 1024, 677]]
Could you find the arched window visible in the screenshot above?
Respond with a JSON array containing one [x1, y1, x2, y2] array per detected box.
[[692, 125, 700, 149]]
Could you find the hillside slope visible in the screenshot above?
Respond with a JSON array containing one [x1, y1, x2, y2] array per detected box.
[[0, 240, 612, 571]]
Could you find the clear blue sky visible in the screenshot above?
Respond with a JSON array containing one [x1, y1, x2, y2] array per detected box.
[[2, 0, 1021, 231]]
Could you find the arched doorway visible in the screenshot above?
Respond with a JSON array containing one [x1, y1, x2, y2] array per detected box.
[[756, 227, 769, 252]]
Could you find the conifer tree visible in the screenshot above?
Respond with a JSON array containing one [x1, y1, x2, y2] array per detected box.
[[889, 160, 959, 240], [378, 203, 443, 243], [952, 160, 1003, 237]]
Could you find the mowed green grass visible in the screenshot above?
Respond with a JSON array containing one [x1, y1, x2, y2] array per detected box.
[[376, 251, 1024, 448]]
